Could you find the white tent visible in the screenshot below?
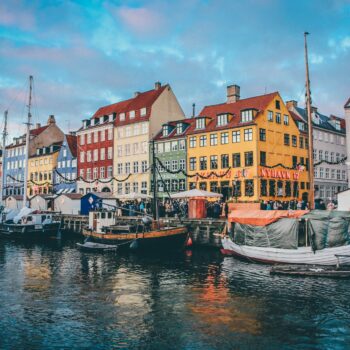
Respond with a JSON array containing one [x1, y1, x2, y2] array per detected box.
[[171, 189, 223, 199], [118, 192, 152, 200]]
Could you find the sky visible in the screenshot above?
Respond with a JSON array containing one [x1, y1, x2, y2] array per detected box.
[[0, 0, 349, 138]]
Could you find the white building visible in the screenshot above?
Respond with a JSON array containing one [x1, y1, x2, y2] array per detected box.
[[54, 193, 82, 215]]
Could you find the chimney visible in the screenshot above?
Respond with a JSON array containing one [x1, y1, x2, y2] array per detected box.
[[227, 85, 240, 103], [47, 115, 56, 124], [192, 103, 196, 118], [134, 91, 140, 97], [155, 82, 161, 90], [286, 100, 298, 110], [35, 123, 41, 129]]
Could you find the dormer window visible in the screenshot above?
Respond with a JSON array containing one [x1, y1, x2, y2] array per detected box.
[[129, 110, 135, 119], [298, 122, 305, 131], [241, 109, 254, 123], [140, 108, 147, 117], [120, 113, 125, 121], [176, 123, 183, 134], [108, 114, 113, 122], [217, 114, 228, 126], [196, 118, 205, 129], [100, 116, 104, 124], [335, 120, 341, 131], [163, 125, 169, 137]]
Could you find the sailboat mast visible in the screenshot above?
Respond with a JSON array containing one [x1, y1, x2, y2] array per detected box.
[[151, 139, 158, 221], [1, 110, 8, 202], [304, 32, 314, 209], [23, 75, 33, 208]]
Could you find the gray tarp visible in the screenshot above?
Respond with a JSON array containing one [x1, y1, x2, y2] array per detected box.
[[303, 210, 350, 251], [233, 218, 299, 249]]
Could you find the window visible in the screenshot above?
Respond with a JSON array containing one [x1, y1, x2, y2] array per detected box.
[[189, 157, 196, 171], [275, 100, 281, 109], [93, 149, 98, 161], [331, 169, 335, 179], [171, 141, 178, 151], [117, 146, 122, 157], [94, 131, 98, 143], [244, 128, 253, 141], [232, 153, 241, 167], [120, 113, 125, 121], [292, 135, 297, 147], [129, 110, 135, 119], [196, 118, 205, 129], [100, 130, 105, 141], [342, 170, 346, 180], [210, 134, 218, 146], [141, 123, 148, 134], [275, 113, 281, 123], [165, 161, 170, 171], [292, 156, 297, 168], [337, 169, 341, 180], [319, 150, 323, 160], [117, 163, 123, 175], [210, 155, 218, 169], [260, 151, 266, 166], [100, 148, 105, 160], [80, 135, 85, 145], [141, 181, 147, 194], [260, 180, 268, 196], [162, 125, 169, 137], [325, 151, 329, 161], [125, 183, 130, 194], [125, 162, 130, 174], [87, 151, 91, 162], [241, 110, 254, 122], [245, 180, 254, 196], [259, 128, 266, 141], [268, 110, 273, 121], [325, 168, 330, 179], [87, 133, 92, 144], [244, 152, 253, 166], [172, 160, 178, 171], [134, 124, 140, 136], [284, 134, 290, 146], [107, 128, 113, 140], [80, 152, 85, 163], [140, 108, 147, 116], [164, 142, 170, 152], [221, 132, 229, 144], [86, 168, 91, 180], [221, 154, 229, 168], [176, 123, 183, 134], [217, 114, 228, 126], [199, 156, 207, 170], [171, 180, 178, 192], [319, 167, 324, 178], [133, 161, 139, 174], [336, 153, 340, 162], [133, 182, 139, 193], [200, 135, 207, 147], [283, 114, 289, 125], [141, 161, 147, 172], [232, 130, 240, 143], [179, 179, 185, 191], [179, 159, 185, 170], [125, 126, 131, 137], [299, 137, 304, 149], [179, 140, 185, 150], [108, 147, 113, 159], [189, 137, 196, 148], [100, 167, 105, 179]]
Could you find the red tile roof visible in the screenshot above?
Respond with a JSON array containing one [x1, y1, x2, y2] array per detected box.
[[65, 134, 77, 158], [187, 92, 278, 134], [92, 85, 168, 127], [30, 125, 49, 136], [289, 110, 305, 123], [153, 117, 196, 141]]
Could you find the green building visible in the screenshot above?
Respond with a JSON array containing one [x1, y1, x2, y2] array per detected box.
[[153, 118, 195, 198]]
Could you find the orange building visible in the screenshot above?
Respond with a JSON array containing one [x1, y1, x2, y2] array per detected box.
[[186, 85, 310, 203]]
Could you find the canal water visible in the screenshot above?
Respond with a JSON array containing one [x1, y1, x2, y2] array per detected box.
[[0, 238, 350, 350]]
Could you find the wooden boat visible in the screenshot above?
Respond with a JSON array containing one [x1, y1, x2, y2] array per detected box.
[[76, 241, 118, 252], [82, 210, 189, 252], [2, 210, 60, 239], [270, 264, 350, 278], [221, 236, 350, 266]]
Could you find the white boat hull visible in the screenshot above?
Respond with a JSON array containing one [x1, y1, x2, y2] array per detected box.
[[221, 236, 350, 266]]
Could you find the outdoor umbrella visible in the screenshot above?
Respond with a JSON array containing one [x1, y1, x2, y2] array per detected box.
[[170, 189, 223, 199], [118, 192, 152, 200]]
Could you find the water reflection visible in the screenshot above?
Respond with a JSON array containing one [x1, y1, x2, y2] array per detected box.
[[0, 240, 350, 349]]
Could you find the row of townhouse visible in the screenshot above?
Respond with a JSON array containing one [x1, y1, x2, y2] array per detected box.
[[2, 82, 349, 204]]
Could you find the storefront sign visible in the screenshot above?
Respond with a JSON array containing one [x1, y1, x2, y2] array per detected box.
[[260, 168, 300, 180]]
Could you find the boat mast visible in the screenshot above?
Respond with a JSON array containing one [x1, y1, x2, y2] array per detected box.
[[23, 75, 33, 208], [304, 32, 314, 209], [1, 110, 8, 202], [151, 139, 158, 221]]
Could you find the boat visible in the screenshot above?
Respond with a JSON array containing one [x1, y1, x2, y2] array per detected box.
[[270, 265, 350, 278], [76, 241, 118, 252], [221, 210, 350, 266], [81, 140, 189, 252], [2, 209, 61, 239]]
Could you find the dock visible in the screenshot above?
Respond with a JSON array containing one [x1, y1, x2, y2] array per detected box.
[[60, 215, 226, 248]]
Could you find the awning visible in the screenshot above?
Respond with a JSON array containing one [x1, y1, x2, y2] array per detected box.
[[171, 189, 223, 199]]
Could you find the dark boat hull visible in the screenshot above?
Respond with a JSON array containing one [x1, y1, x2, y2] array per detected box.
[[1, 222, 60, 239], [82, 226, 189, 252]]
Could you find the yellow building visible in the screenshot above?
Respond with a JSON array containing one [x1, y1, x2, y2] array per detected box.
[[28, 142, 62, 197], [186, 86, 310, 203]]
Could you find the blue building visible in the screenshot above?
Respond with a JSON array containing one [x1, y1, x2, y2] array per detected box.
[[54, 133, 78, 194], [80, 192, 117, 215]]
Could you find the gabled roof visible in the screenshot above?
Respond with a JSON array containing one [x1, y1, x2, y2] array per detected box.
[[344, 97, 350, 109], [30, 125, 49, 136], [187, 92, 278, 134], [289, 110, 305, 123], [92, 85, 168, 128], [65, 134, 77, 158], [153, 117, 197, 141]]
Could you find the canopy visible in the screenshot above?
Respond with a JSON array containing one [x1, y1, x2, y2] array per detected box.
[[171, 189, 223, 199], [13, 207, 34, 224], [228, 210, 309, 226], [118, 192, 152, 200]]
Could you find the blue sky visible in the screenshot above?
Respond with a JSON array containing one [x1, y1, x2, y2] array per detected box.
[[0, 0, 349, 137]]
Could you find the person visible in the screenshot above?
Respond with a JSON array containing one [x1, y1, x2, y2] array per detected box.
[[224, 202, 229, 218], [327, 201, 335, 210]]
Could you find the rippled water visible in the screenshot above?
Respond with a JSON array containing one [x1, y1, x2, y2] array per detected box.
[[0, 238, 350, 350]]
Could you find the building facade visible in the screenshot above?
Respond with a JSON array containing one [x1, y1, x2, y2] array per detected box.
[[2, 116, 63, 198], [287, 101, 347, 201], [76, 116, 115, 194], [186, 85, 310, 202], [54, 133, 78, 193], [345, 97, 350, 188], [153, 119, 195, 197], [28, 142, 62, 197], [112, 82, 185, 196]]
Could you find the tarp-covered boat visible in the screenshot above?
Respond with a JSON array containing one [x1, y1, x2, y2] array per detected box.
[[221, 210, 350, 266]]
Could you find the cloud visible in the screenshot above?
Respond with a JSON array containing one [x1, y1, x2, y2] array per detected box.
[[0, 1, 35, 30]]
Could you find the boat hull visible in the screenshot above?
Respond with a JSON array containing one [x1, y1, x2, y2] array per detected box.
[[221, 236, 350, 266], [1, 222, 60, 239], [83, 226, 189, 252]]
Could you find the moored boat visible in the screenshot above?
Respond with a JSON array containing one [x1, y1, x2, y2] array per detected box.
[[270, 264, 350, 278]]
